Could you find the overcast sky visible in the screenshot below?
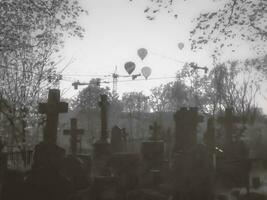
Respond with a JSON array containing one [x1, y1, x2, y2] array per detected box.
[[57, 0, 267, 112]]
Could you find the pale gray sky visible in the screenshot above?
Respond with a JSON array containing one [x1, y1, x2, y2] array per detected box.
[[56, 0, 267, 112]]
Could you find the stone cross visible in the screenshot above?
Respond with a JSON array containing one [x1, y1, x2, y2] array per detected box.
[[39, 89, 68, 145], [98, 94, 109, 142], [64, 118, 84, 155], [149, 122, 161, 140]]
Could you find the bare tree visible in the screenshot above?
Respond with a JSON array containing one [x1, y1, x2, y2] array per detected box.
[[190, 0, 267, 57], [0, 0, 86, 148]]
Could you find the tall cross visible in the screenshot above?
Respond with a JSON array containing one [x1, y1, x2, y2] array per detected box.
[[64, 118, 84, 155], [39, 89, 68, 145], [149, 122, 161, 140], [98, 94, 109, 142]]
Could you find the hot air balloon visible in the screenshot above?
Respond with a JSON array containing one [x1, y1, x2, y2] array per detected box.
[[141, 66, 152, 79], [178, 42, 184, 50], [124, 61, 136, 75], [137, 48, 148, 60]]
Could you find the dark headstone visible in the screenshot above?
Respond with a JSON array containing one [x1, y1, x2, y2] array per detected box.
[[173, 107, 203, 153], [31, 142, 65, 171], [173, 144, 214, 200], [217, 108, 242, 158], [172, 108, 213, 200], [25, 143, 73, 200]]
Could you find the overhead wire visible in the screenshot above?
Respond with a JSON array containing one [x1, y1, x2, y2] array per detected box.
[[59, 49, 189, 79], [116, 76, 177, 83], [0, 50, 187, 92]]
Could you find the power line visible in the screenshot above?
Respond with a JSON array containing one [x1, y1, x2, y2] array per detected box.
[[63, 74, 107, 77], [58, 56, 75, 74], [116, 76, 177, 83]]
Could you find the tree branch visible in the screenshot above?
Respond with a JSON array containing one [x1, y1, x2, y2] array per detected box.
[[228, 0, 237, 25]]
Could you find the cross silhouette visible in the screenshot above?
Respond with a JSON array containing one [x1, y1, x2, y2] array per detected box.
[[39, 89, 68, 145], [64, 118, 84, 155], [98, 94, 109, 142]]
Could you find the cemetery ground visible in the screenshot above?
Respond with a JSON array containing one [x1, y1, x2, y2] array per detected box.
[[0, 89, 267, 200]]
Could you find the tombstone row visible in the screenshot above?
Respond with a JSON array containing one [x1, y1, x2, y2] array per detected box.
[[0, 89, 252, 200]]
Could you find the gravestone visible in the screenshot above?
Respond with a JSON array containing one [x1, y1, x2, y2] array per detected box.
[[92, 94, 114, 183], [93, 94, 111, 160], [217, 108, 250, 191], [173, 107, 203, 154], [109, 127, 140, 196], [63, 118, 84, 156], [91, 95, 133, 199], [33, 89, 68, 169], [218, 108, 242, 158], [141, 122, 165, 171], [172, 107, 214, 200], [63, 119, 90, 190], [39, 89, 68, 145], [140, 122, 166, 189], [110, 125, 126, 153], [24, 89, 73, 200]]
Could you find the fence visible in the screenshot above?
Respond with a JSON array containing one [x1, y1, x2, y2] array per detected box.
[[1, 150, 34, 171]]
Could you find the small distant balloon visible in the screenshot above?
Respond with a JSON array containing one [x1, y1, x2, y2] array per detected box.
[[137, 48, 148, 60], [178, 42, 184, 50], [141, 66, 152, 79], [124, 61, 136, 75]]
